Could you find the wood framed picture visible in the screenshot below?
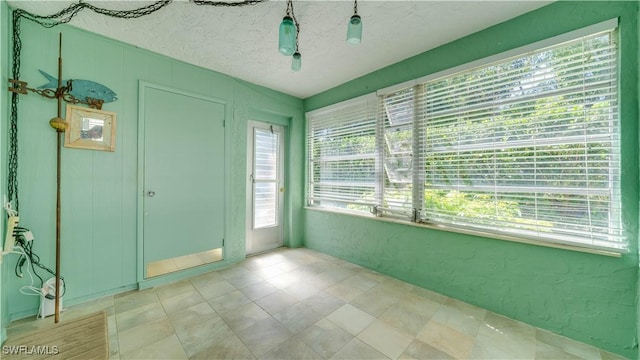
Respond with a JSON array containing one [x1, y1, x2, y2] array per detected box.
[[64, 105, 116, 151]]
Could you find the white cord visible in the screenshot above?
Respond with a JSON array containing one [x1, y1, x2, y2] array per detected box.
[[9, 246, 44, 296], [4, 200, 17, 217], [10, 246, 46, 319]]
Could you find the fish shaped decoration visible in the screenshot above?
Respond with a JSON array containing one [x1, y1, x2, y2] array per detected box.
[[38, 70, 118, 103]]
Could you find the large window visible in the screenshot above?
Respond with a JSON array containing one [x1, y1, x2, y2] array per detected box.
[[307, 95, 378, 212], [307, 21, 625, 252]]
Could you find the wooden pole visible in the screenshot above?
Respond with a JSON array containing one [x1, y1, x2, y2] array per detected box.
[[54, 33, 63, 324]]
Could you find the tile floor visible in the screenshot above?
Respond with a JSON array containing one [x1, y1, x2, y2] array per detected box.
[[6, 247, 629, 360]]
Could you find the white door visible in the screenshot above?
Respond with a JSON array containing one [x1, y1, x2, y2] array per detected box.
[[246, 122, 285, 255]]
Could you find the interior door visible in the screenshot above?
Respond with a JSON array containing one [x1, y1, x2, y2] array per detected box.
[[246, 122, 285, 255], [141, 84, 225, 276]]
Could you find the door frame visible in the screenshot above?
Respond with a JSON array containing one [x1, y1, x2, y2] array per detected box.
[[136, 81, 227, 284], [246, 120, 287, 256]]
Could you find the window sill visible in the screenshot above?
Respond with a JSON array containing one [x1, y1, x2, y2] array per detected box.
[[303, 206, 623, 258]]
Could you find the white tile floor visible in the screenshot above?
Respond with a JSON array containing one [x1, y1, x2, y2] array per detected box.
[[6, 247, 629, 359]]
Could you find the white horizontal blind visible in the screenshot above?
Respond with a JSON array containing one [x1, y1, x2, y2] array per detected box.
[[307, 95, 377, 213], [306, 21, 624, 252], [379, 88, 414, 217], [420, 29, 622, 250], [253, 128, 279, 229]]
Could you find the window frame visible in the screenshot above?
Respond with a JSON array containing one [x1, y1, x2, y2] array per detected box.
[[305, 18, 625, 256], [306, 93, 379, 213]]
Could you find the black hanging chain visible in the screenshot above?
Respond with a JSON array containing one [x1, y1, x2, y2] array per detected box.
[[8, 0, 265, 212], [192, 0, 267, 6], [353, 0, 358, 15], [285, 0, 293, 17], [8, 10, 24, 212], [286, 0, 300, 53]]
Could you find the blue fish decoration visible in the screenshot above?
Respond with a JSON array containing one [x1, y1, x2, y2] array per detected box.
[[37, 70, 118, 103]]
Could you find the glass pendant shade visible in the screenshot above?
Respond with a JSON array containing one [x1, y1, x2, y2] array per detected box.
[[346, 14, 362, 45], [291, 52, 302, 71], [279, 16, 297, 56]]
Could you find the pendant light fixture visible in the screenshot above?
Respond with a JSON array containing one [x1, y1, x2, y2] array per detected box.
[[292, 52, 301, 71], [347, 0, 362, 45], [277, 0, 363, 70], [278, 0, 297, 56]]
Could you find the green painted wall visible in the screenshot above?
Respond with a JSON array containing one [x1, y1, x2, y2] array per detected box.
[[303, 2, 639, 358], [1, 13, 304, 320], [0, 0, 9, 346], [2, 1, 638, 358], [637, 2, 640, 356]]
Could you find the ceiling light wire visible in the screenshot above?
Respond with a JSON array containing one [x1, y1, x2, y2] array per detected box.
[[192, 0, 267, 6], [288, 0, 302, 71], [290, 1, 300, 53]]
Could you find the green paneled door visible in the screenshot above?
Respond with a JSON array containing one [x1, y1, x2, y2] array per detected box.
[[140, 84, 225, 274]]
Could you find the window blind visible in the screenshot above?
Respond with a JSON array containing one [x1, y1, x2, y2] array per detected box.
[[419, 29, 622, 251], [306, 21, 624, 253], [307, 94, 378, 213], [377, 87, 421, 220], [253, 128, 279, 229]]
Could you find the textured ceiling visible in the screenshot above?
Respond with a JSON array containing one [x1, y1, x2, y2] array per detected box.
[[7, 0, 553, 98]]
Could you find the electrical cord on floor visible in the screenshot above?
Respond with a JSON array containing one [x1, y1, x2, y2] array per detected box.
[[8, 246, 51, 319], [13, 226, 66, 298]]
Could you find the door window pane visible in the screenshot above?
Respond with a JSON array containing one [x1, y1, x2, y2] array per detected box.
[[255, 129, 279, 180], [254, 182, 277, 228]]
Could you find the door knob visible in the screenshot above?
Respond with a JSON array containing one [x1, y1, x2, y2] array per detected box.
[[147, 191, 155, 197]]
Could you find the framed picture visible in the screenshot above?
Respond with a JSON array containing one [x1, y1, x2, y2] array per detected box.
[[64, 105, 116, 151]]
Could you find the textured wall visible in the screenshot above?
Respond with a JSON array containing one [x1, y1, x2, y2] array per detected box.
[[303, 1, 639, 358], [304, 211, 637, 358], [2, 18, 304, 319]]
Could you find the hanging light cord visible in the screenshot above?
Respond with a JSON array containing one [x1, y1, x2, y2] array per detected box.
[[8, 0, 266, 212], [285, 0, 293, 17], [294, 13, 300, 53], [295, 25, 300, 53], [353, 0, 358, 15], [285, 0, 301, 53], [192, 0, 266, 5]]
